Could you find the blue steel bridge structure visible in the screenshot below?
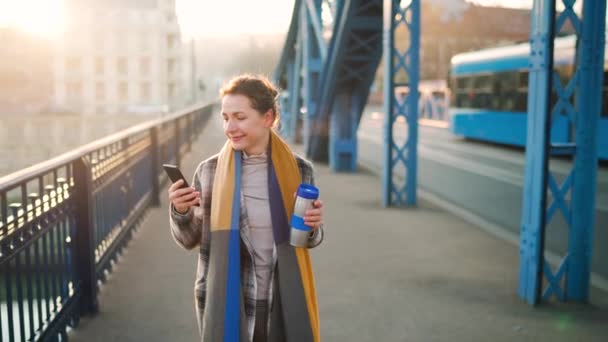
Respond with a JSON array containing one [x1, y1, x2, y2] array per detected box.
[[0, 0, 606, 340]]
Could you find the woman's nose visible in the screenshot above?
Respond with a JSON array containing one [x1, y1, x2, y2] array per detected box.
[[225, 119, 237, 132]]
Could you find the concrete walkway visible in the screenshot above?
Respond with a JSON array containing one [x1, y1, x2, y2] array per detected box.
[[68, 114, 608, 341]]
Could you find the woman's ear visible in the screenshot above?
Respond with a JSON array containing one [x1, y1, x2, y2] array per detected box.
[[263, 110, 275, 128]]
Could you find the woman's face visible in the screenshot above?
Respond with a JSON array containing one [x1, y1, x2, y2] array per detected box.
[[221, 94, 274, 155]]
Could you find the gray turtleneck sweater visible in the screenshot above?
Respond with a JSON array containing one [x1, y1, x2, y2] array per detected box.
[[242, 152, 274, 300]]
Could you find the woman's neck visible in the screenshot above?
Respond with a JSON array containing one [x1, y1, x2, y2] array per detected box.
[[244, 131, 270, 156]]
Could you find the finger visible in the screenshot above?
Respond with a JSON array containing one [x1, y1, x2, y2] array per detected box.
[[168, 179, 184, 192], [174, 198, 199, 213], [171, 190, 199, 203], [177, 192, 200, 204], [170, 187, 196, 199], [304, 213, 321, 221], [312, 200, 323, 208], [305, 208, 322, 216], [184, 198, 200, 207], [169, 186, 191, 198], [304, 217, 321, 224]]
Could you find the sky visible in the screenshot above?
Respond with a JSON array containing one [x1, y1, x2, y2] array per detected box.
[[0, 0, 536, 39]]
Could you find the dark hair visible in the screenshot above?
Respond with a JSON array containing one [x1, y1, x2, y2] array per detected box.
[[220, 74, 281, 128]]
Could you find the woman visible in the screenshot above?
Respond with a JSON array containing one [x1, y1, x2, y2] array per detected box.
[[168, 74, 324, 342]]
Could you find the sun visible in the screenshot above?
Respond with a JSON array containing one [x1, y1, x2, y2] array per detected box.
[[0, 0, 64, 38]]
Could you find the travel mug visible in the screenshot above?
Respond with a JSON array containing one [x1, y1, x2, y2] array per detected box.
[[289, 183, 320, 247]]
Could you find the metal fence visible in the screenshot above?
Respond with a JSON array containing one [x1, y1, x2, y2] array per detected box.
[[0, 103, 213, 341]]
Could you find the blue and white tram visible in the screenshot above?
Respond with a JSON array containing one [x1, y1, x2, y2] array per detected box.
[[448, 35, 608, 160]]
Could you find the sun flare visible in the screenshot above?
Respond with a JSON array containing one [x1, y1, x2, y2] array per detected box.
[[0, 0, 64, 38]]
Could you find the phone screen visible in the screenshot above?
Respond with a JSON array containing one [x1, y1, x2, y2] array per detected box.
[[162, 164, 189, 188]]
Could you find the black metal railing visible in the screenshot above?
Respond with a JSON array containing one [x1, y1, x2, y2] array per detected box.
[[0, 103, 213, 341]]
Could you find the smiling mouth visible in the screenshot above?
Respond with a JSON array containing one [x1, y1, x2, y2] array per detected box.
[[231, 136, 244, 142]]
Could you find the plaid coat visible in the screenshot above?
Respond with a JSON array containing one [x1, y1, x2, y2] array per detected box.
[[169, 153, 324, 341]]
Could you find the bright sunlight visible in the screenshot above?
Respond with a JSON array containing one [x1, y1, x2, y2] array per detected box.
[[0, 0, 64, 38]]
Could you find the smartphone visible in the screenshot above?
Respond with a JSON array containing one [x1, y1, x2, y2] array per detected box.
[[163, 164, 190, 188], [163, 164, 200, 207]]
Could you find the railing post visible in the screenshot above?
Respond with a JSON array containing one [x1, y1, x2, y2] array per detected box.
[[174, 119, 181, 167], [73, 157, 99, 315], [150, 126, 161, 207], [187, 114, 193, 152]]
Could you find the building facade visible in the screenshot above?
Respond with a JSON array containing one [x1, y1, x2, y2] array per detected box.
[[53, 0, 189, 115]]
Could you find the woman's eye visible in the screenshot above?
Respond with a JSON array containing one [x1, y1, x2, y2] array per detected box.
[[237, 116, 246, 121]]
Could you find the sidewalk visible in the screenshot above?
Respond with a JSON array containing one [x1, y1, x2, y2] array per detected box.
[[69, 114, 608, 341]]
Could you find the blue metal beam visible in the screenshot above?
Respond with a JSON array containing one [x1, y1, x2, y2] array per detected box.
[[302, 0, 324, 152], [383, 0, 420, 206], [307, 0, 383, 171], [305, 0, 328, 60], [274, 0, 303, 143], [288, 34, 303, 143], [567, 0, 606, 301], [518, 0, 556, 306], [519, 0, 605, 305]]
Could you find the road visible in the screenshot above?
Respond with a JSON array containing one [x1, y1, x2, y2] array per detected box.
[[357, 104, 608, 281]]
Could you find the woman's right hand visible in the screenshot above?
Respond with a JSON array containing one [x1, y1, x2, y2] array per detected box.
[[168, 180, 201, 214]]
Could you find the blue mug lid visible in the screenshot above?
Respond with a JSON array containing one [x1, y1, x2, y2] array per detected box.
[[297, 183, 319, 200]]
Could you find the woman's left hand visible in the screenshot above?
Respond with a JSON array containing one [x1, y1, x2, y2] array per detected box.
[[304, 199, 324, 230]]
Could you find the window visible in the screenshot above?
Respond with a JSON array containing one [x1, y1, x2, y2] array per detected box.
[[470, 74, 492, 109], [167, 34, 176, 49], [452, 75, 472, 108], [451, 71, 530, 112], [96, 82, 105, 101], [65, 57, 81, 73], [67, 82, 82, 98], [167, 58, 175, 73], [117, 57, 128, 75], [141, 82, 150, 101], [95, 57, 104, 75], [168, 83, 175, 98], [119, 82, 128, 102], [456, 77, 470, 90], [140, 57, 150, 76], [140, 33, 149, 51]]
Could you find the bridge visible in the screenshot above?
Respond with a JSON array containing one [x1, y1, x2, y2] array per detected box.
[[1, 0, 608, 341]]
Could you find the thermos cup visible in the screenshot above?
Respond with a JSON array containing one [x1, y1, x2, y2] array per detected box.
[[290, 183, 319, 247]]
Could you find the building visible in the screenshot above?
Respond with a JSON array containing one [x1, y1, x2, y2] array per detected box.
[[0, 28, 53, 115], [53, 0, 189, 115], [418, 1, 532, 80], [370, 1, 552, 104]]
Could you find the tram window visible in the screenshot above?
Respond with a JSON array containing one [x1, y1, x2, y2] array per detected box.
[[472, 92, 491, 108], [493, 71, 518, 111], [514, 93, 527, 112], [473, 74, 492, 90], [456, 77, 470, 90], [491, 95, 501, 110], [518, 72, 528, 90], [456, 92, 471, 107], [516, 71, 529, 112]]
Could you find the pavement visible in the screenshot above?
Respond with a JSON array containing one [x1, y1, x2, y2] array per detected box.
[[68, 112, 608, 341]]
